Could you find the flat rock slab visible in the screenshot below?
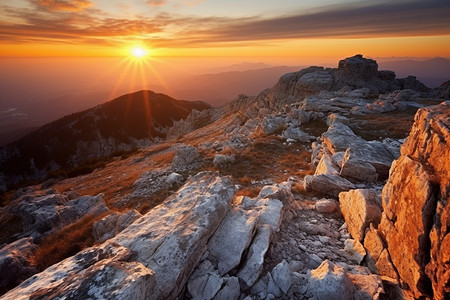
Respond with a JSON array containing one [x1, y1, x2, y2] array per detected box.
[[2, 172, 236, 300]]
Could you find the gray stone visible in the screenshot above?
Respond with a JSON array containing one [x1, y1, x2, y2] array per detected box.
[[339, 189, 382, 242], [213, 277, 240, 300], [93, 210, 142, 243], [304, 174, 355, 197], [237, 225, 272, 287], [257, 182, 293, 206], [307, 260, 356, 300], [315, 199, 339, 213], [261, 116, 284, 135], [254, 198, 283, 232], [166, 172, 183, 185], [213, 154, 236, 169], [187, 260, 223, 300], [297, 70, 334, 92], [340, 149, 378, 183], [326, 113, 349, 126], [0, 238, 38, 293], [172, 144, 200, 169], [282, 127, 314, 142], [322, 123, 395, 179], [267, 273, 282, 298], [344, 239, 366, 264], [315, 153, 340, 176], [271, 260, 293, 294], [2, 172, 236, 300], [208, 206, 258, 275]]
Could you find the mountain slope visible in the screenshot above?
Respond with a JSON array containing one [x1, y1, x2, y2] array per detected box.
[[0, 90, 210, 184]]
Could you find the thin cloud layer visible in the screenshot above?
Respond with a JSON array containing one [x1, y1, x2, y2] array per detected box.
[[33, 0, 93, 12], [195, 0, 450, 42], [147, 0, 166, 7], [1, 0, 449, 49]]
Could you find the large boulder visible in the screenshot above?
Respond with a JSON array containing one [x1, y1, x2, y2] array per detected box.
[[12, 193, 109, 237], [261, 116, 284, 134], [1, 244, 154, 300], [322, 123, 395, 179], [172, 144, 200, 169], [379, 101, 450, 299], [338, 54, 378, 80], [2, 172, 236, 300], [282, 126, 314, 142], [339, 189, 382, 242], [0, 238, 38, 295], [304, 174, 355, 197]]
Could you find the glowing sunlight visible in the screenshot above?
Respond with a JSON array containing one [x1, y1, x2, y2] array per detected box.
[[131, 47, 148, 58]]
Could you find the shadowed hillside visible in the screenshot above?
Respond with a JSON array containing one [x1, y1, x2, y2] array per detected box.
[[0, 90, 210, 185]]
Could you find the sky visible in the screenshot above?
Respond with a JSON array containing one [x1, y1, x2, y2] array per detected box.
[[1, 0, 450, 139], [1, 0, 450, 59]]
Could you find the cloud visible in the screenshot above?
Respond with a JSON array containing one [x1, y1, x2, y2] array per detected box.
[[0, 5, 164, 46], [1, 0, 449, 50], [33, 0, 93, 12], [147, 0, 166, 7], [187, 0, 450, 43]]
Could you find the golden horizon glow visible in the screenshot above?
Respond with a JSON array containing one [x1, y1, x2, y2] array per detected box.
[[0, 1, 449, 59]]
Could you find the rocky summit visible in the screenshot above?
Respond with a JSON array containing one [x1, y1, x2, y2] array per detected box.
[[0, 55, 449, 300]]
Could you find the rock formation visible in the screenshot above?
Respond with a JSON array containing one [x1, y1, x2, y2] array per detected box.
[[339, 101, 450, 299], [378, 101, 450, 299]]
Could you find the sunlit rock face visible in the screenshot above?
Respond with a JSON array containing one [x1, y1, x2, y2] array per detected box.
[[379, 101, 450, 299]]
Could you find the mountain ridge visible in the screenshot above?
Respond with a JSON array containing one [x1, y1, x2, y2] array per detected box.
[[0, 90, 210, 187]]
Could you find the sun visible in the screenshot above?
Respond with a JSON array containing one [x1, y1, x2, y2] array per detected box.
[[131, 47, 147, 58]]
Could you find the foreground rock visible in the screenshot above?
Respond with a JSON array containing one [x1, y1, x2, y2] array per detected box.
[[377, 101, 450, 300], [306, 260, 356, 300], [0, 238, 38, 295], [185, 183, 289, 298], [339, 189, 382, 242], [10, 191, 109, 239], [1, 172, 236, 300]]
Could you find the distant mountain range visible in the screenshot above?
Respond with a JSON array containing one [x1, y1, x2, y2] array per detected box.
[[0, 90, 209, 184], [378, 57, 450, 88], [1, 58, 448, 147], [167, 65, 305, 106]]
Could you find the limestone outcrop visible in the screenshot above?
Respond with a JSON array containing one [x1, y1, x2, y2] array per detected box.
[[10, 191, 109, 239], [1, 172, 236, 300], [338, 101, 449, 299], [378, 101, 450, 299], [0, 238, 38, 295]]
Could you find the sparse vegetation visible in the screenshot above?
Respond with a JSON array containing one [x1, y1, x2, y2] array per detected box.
[[33, 212, 109, 271], [0, 212, 22, 245], [217, 137, 314, 192]]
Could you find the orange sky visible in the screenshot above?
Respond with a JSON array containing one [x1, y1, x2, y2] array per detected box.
[[1, 0, 450, 60]]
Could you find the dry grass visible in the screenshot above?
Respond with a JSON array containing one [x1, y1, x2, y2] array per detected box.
[[33, 212, 109, 271], [218, 136, 314, 192], [236, 186, 262, 198], [349, 107, 421, 140], [0, 212, 22, 245]]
